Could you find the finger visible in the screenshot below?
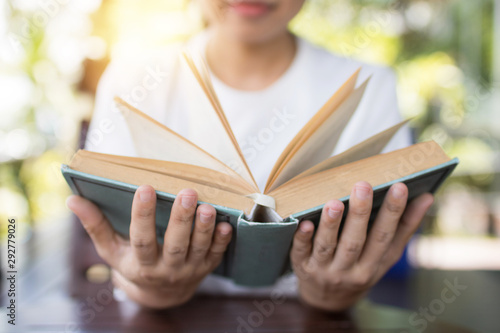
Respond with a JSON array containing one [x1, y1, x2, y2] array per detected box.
[[290, 220, 315, 270], [66, 195, 120, 265], [205, 222, 232, 268], [111, 270, 147, 306], [331, 181, 372, 271], [378, 193, 434, 276], [129, 185, 159, 265], [187, 204, 216, 265], [111, 270, 167, 309], [162, 189, 198, 268], [311, 200, 344, 266], [359, 183, 408, 270]]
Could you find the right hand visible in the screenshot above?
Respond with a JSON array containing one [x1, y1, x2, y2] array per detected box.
[[66, 186, 232, 309]]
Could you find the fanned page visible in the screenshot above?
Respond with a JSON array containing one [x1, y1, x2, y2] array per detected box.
[[114, 97, 251, 188], [288, 119, 410, 183], [74, 150, 256, 195], [182, 53, 258, 191], [265, 70, 368, 193], [69, 152, 256, 215], [269, 141, 451, 218]]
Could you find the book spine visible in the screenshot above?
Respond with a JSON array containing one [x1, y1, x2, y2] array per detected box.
[[229, 217, 298, 287]]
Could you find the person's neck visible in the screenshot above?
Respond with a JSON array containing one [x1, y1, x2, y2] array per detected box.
[[205, 29, 297, 91]]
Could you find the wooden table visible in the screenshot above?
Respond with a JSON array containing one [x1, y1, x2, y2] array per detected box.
[[10, 294, 476, 333], [2, 217, 485, 333]]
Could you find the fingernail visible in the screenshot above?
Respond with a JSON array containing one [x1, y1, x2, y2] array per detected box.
[[328, 208, 341, 219], [355, 185, 371, 200], [139, 188, 153, 202], [65, 195, 75, 209], [219, 226, 231, 235], [181, 195, 196, 209], [200, 212, 212, 224], [299, 224, 310, 233], [392, 185, 405, 199]]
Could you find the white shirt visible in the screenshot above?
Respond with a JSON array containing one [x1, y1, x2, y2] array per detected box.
[[86, 31, 411, 296]]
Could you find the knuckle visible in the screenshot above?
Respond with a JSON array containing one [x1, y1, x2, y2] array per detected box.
[[290, 248, 304, 261], [166, 245, 187, 257], [290, 253, 300, 265], [137, 268, 157, 284], [326, 275, 343, 288], [303, 258, 319, 274], [295, 261, 316, 281], [343, 240, 363, 254], [131, 238, 154, 250], [136, 206, 155, 219], [292, 263, 308, 280], [190, 245, 209, 257], [293, 244, 310, 256], [175, 215, 193, 225], [385, 200, 404, 215], [324, 219, 340, 230], [83, 216, 106, 239], [351, 205, 372, 217], [314, 241, 336, 260], [371, 229, 393, 244], [196, 223, 213, 235], [171, 209, 195, 225]]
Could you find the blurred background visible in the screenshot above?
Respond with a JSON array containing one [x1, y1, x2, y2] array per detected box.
[[1, 0, 499, 278]]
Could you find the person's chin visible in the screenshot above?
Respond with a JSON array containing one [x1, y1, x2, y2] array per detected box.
[[219, 19, 278, 43], [225, 27, 276, 44]]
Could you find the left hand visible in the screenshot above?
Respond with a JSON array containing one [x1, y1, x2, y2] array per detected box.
[[290, 181, 434, 311]]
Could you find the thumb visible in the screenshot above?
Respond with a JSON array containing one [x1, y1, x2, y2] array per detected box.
[[66, 195, 120, 263]]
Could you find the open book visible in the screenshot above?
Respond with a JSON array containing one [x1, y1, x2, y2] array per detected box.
[[62, 55, 458, 286]]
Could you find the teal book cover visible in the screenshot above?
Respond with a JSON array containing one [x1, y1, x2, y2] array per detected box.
[[62, 158, 458, 287]]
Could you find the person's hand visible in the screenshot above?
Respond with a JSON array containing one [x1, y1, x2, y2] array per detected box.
[[66, 186, 232, 309], [290, 181, 434, 311]]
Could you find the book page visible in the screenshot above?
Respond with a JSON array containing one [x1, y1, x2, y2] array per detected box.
[[115, 97, 250, 186], [264, 69, 360, 193], [182, 54, 258, 191], [265, 75, 368, 192], [288, 119, 410, 182], [69, 153, 256, 215], [269, 141, 451, 217], [75, 149, 256, 195]]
